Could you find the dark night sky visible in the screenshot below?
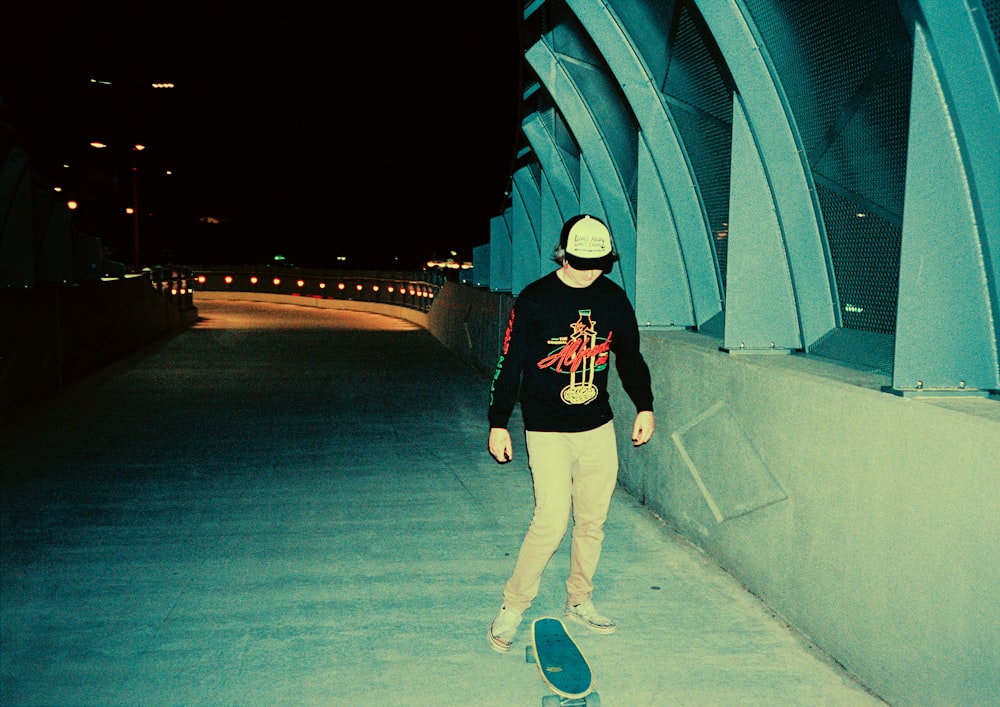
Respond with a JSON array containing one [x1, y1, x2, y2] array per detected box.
[[1, 5, 522, 270]]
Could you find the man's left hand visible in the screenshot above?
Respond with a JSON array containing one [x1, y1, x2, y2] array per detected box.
[[631, 410, 655, 446]]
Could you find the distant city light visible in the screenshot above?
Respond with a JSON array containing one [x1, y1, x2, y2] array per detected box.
[[151, 83, 175, 89], [67, 201, 78, 210], [426, 258, 472, 270]]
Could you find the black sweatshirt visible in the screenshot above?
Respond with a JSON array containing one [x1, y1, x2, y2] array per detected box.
[[488, 271, 654, 433]]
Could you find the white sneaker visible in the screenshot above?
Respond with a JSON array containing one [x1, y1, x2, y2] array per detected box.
[[488, 605, 523, 653], [565, 599, 617, 634]]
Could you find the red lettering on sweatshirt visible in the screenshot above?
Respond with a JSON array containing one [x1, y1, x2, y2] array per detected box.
[[537, 331, 612, 373]]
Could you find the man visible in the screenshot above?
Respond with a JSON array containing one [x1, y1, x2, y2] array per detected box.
[[487, 213, 655, 653]]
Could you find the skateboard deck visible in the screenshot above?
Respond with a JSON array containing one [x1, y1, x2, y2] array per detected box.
[[526, 617, 600, 706]]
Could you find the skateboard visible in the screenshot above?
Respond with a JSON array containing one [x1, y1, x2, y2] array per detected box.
[[525, 617, 601, 706]]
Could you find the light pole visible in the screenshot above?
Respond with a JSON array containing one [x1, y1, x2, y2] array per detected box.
[[130, 144, 145, 272], [93, 140, 146, 272]]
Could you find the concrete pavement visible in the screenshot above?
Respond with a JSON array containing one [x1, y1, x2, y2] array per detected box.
[[0, 298, 886, 706]]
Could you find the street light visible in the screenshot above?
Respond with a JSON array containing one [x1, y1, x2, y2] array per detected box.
[[130, 144, 145, 272]]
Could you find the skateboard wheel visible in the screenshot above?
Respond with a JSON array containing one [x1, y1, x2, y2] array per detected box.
[[541, 696, 593, 706], [525, 644, 536, 663]]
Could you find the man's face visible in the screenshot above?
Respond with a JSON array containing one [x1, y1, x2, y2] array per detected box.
[[560, 261, 603, 288]]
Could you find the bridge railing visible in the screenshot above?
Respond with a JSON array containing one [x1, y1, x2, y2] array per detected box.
[[191, 266, 445, 313], [144, 266, 197, 312]]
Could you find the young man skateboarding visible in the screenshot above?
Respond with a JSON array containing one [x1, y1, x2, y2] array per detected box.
[[487, 214, 655, 653]]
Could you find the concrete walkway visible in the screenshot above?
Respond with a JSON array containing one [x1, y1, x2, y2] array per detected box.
[[0, 298, 886, 706]]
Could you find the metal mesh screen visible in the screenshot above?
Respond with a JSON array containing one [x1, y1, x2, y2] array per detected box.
[[811, 52, 912, 218], [615, 0, 678, 81], [983, 0, 1000, 51], [661, 1, 733, 286], [744, 0, 911, 366], [816, 184, 901, 336]]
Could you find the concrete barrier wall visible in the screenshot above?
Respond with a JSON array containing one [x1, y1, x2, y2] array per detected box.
[[610, 330, 999, 707], [0, 277, 196, 418], [0, 287, 62, 416], [425, 282, 513, 375]]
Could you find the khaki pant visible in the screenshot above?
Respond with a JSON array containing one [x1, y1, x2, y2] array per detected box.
[[503, 420, 618, 612]]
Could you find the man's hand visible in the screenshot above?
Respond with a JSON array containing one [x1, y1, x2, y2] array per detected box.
[[631, 410, 655, 446], [489, 427, 513, 463]]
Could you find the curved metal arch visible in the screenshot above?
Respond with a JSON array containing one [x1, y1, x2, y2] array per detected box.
[[524, 36, 637, 302], [522, 116, 578, 206], [916, 0, 999, 253], [696, 0, 838, 349], [502, 108, 585, 295], [521, 114, 580, 270], [567, 0, 721, 328]]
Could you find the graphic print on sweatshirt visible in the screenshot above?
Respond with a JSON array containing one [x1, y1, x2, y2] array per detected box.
[[536, 309, 612, 405]]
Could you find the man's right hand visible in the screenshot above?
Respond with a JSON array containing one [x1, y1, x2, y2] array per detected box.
[[488, 427, 513, 463]]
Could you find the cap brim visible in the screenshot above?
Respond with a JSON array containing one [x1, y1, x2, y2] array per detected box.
[[566, 253, 617, 274]]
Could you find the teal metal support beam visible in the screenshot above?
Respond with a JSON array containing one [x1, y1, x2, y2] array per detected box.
[[888, 23, 999, 396], [697, 0, 838, 349], [722, 94, 802, 353], [521, 113, 579, 213], [510, 167, 544, 296], [471, 242, 490, 289], [525, 38, 637, 303], [917, 1, 999, 276], [568, 0, 721, 328], [635, 139, 698, 328], [488, 213, 513, 293]]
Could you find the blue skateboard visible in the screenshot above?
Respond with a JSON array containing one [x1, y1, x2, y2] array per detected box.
[[525, 617, 601, 706]]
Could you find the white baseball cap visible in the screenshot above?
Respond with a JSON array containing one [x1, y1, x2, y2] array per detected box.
[[560, 214, 618, 273]]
